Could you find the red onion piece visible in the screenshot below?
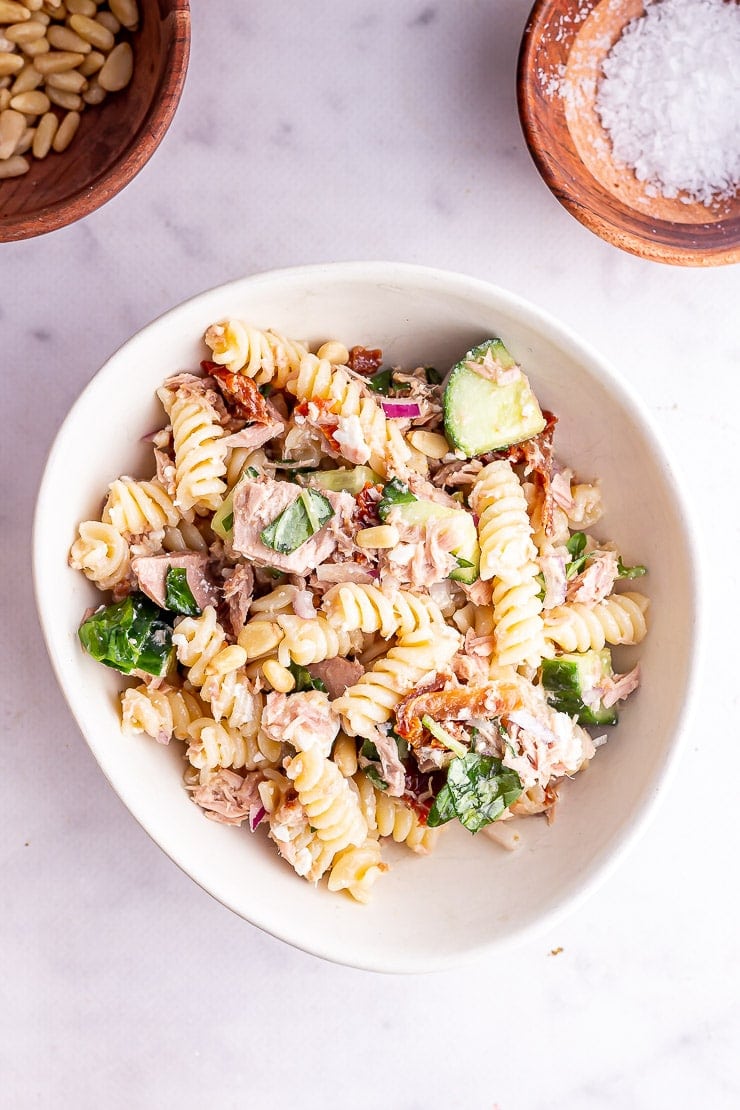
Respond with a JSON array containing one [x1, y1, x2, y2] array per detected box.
[[380, 401, 421, 419], [248, 804, 266, 832]]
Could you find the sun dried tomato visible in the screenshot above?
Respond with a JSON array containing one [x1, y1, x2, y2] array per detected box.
[[348, 346, 383, 375], [209, 366, 270, 423]]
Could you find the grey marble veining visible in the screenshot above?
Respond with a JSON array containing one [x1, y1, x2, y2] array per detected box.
[[2, 2, 739, 1107]]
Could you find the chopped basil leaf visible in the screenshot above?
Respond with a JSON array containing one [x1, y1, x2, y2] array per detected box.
[[455, 555, 475, 569], [258, 383, 273, 397], [425, 366, 442, 385], [427, 753, 522, 832], [367, 367, 393, 394], [221, 512, 234, 533], [377, 478, 417, 522], [617, 556, 647, 579], [164, 568, 201, 616], [394, 734, 410, 761], [260, 488, 334, 553], [361, 738, 380, 762], [78, 594, 174, 677], [364, 765, 389, 791], [421, 714, 467, 758], [565, 531, 589, 578], [288, 661, 327, 693]]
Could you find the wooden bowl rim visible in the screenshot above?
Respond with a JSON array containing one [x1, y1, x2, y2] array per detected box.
[[0, 0, 191, 244], [517, 0, 740, 267]]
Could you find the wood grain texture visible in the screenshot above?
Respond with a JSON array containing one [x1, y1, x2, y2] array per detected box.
[[0, 0, 190, 243], [517, 0, 740, 266]]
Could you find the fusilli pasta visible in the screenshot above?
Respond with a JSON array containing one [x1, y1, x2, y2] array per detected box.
[[204, 319, 309, 388], [102, 477, 181, 536], [69, 520, 130, 590], [159, 386, 227, 514], [543, 592, 649, 652], [322, 582, 445, 639], [471, 460, 537, 582]]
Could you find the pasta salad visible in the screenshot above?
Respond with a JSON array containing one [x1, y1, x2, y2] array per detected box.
[[70, 322, 649, 903]]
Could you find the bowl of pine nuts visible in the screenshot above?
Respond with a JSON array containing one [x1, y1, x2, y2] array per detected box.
[[0, 0, 189, 241]]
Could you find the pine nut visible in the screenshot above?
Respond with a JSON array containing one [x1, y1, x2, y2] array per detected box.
[[14, 120, 32, 150], [4, 19, 45, 41], [95, 10, 118, 34], [10, 61, 42, 91], [45, 66, 85, 90], [0, 52, 24, 76], [316, 340, 350, 364], [32, 49, 83, 73], [0, 85, 9, 107], [67, 13, 114, 51], [407, 429, 451, 459], [46, 23, 90, 51], [97, 39, 130, 91], [237, 620, 284, 660], [109, 0, 137, 30], [80, 74, 103, 102], [262, 659, 296, 694], [22, 0, 45, 10], [9, 86, 47, 111], [0, 1, 31, 21], [30, 12, 50, 25], [21, 36, 49, 54], [0, 105, 25, 156], [0, 32, 11, 49], [50, 105, 77, 150], [356, 524, 400, 549], [45, 82, 79, 108], [76, 46, 101, 73], [205, 645, 248, 677], [0, 151, 28, 175], [30, 104, 55, 153], [66, 0, 96, 14]]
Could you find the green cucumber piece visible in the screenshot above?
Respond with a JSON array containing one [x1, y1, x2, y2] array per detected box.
[[541, 649, 618, 726], [390, 499, 480, 584], [306, 466, 381, 495], [443, 339, 546, 457]]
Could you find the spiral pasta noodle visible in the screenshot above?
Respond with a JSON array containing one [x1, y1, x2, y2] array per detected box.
[[275, 614, 361, 667], [102, 477, 181, 536], [69, 520, 130, 590], [159, 388, 227, 515], [491, 561, 544, 669], [285, 743, 367, 861], [333, 624, 461, 739], [471, 460, 537, 582], [365, 777, 440, 853], [173, 607, 245, 687], [287, 353, 411, 477], [186, 716, 281, 777], [204, 319, 310, 389], [121, 682, 205, 744], [543, 592, 649, 652], [327, 837, 387, 903], [322, 583, 445, 639]]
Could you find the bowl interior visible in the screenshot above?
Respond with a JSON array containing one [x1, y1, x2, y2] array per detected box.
[[518, 0, 740, 264], [34, 263, 698, 972], [0, 0, 189, 242]]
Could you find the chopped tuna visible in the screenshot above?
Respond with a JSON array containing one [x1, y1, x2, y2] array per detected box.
[[306, 657, 364, 699], [131, 552, 219, 611], [260, 690, 340, 756], [373, 729, 407, 797], [190, 768, 262, 826], [222, 563, 254, 637], [567, 550, 619, 605]]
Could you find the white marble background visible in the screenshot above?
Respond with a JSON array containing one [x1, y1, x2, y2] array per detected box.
[[3, 1, 739, 1107]]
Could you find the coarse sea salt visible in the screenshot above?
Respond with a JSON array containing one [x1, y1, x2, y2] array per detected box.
[[595, 0, 740, 206]]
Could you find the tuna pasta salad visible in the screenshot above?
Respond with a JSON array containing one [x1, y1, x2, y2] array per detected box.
[[69, 322, 649, 903]]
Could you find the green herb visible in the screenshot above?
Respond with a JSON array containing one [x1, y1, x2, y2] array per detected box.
[[565, 532, 589, 579], [534, 571, 546, 601], [78, 594, 174, 677], [455, 555, 475, 570], [425, 367, 442, 385], [288, 661, 327, 693], [260, 489, 334, 553], [259, 383, 273, 397], [364, 765, 389, 791], [617, 556, 647, 579], [393, 733, 410, 761], [421, 714, 467, 758], [367, 367, 393, 394], [377, 478, 417, 522], [427, 753, 522, 833], [164, 568, 201, 616]]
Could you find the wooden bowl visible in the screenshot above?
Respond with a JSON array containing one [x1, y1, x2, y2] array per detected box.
[[0, 0, 190, 243], [517, 0, 740, 266]]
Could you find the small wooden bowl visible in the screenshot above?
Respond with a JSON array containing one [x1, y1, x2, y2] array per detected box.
[[517, 0, 740, 266], [0, 0, 190, 243]]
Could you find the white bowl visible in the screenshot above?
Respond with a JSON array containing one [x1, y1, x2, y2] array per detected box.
[[34, 262, 699, 973]]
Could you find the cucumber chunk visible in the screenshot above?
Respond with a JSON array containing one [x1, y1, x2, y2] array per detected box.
[[390, 498, 480, 584], [541, 649, 618, 726], [305, 466, 381, 495], [443, 339, 546, 457]]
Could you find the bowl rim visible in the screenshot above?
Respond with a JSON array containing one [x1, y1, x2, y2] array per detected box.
[[0, 0, 191, 244], [517, 0, 740, 267], [33, 261, 704, 971]]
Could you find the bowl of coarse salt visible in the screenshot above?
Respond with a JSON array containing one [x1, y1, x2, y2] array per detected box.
[[517, 0, 740, 265]]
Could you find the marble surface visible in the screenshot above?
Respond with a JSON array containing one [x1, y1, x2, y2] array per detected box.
[[3, 2, 739, 1107]]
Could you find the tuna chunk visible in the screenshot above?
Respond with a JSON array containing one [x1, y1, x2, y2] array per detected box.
[[190, 768, 262, 826], [131, 552, 219, 610], [232, 479, 354, 575], [222, 564, 254, 637], [260, 690, 340, 756], [306, 657, 364, 699]]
